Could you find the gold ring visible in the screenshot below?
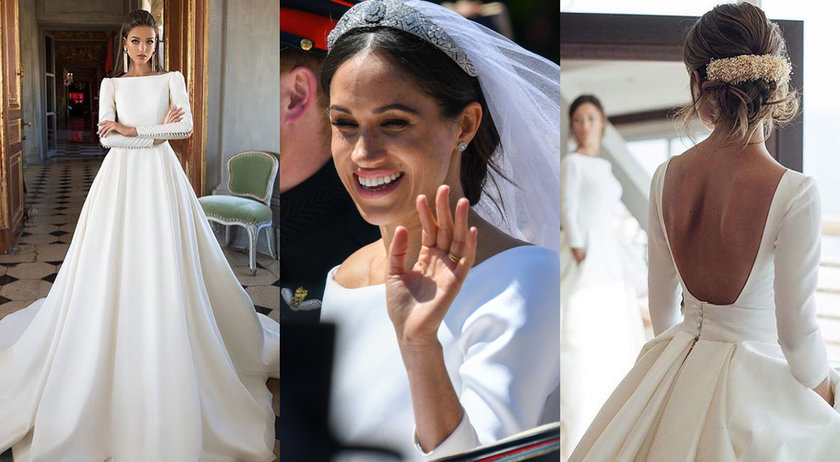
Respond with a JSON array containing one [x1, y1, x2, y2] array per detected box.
[[448, 253, 460, 263]]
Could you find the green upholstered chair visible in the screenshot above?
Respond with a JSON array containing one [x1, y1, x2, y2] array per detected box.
[[199, 151, 278, 275]]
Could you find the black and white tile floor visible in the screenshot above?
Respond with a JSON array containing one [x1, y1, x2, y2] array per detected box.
[[53, 143, 107, 157], [0, 152, 280, 460]]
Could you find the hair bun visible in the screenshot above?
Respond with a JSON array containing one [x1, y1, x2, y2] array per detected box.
[[679, 3, 799, 143]]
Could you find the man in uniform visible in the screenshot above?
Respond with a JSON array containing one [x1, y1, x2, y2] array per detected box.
[[280, 0, 378, 323]]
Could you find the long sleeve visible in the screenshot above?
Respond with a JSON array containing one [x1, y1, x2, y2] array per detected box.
[[648, 161, 682, 335], [773, 176, 830, 388], [134, 71, 193, 140], [560, 157, 584, 248], [417, 247, 562, 460], [98, 78, 154, 149]]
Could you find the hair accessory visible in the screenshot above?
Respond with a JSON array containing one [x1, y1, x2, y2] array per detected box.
[[329, 1, 562, 251], [328, 0, 477, 76], [706, 54, 791, 86], [457, 142, 467, 152], [448, 252, 460, 263]]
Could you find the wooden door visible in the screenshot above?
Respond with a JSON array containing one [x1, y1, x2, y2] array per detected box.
[[0, 0, 24, 253], [164, 0, 209, 196], [44, 32, 57, 159]]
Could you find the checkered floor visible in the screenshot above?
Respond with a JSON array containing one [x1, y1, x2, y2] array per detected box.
[[54, 143, 107, 157], [0, 152, 280, 459]]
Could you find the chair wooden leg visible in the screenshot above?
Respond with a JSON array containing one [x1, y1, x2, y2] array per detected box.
[[263, 226, 276, 258], [248, 226, 258, 275]]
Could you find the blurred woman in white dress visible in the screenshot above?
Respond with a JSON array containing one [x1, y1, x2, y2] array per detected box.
[[559, 94, 646, 460]]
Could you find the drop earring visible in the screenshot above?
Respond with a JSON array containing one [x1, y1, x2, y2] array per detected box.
[[123, 48, 128, 73]]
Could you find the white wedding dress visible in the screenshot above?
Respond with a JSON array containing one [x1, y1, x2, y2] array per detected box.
[[0, 72, 278, 462], [559, 153, 646, 459], [321, 246, 561, 461], [570, 158, 840, 462]]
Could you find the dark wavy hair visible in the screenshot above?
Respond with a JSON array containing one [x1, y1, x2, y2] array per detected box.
[[678, 3, 798, 144], [110, 10, 163, 77], [321, 27, 504, 206]]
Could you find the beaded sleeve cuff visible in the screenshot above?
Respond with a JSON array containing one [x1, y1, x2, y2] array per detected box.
[[135, 124, 193, 140], [100, 133, 155, 149]]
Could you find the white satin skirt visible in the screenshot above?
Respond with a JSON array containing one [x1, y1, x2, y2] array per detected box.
[[0, 144, 279, 461]]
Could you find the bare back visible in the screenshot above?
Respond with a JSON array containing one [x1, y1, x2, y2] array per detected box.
[[661, 143, 786, 305]]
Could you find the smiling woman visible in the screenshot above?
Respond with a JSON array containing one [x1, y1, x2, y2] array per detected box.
[[316, 1, 562, 461], [325, 46, 480, 229]]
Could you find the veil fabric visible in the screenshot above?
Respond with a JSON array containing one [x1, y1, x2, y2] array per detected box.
[[404, 0, 562, 252], [403, 0, 562, 251]]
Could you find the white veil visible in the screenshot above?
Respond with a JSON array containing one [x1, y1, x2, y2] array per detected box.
[[405, 0, 562, 252], [330, 0, 563, 252]]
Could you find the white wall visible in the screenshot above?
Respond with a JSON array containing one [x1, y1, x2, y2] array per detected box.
[[204, 0, 225, 193], [215, 0, 279, 192], [206, 0, 279, 255]]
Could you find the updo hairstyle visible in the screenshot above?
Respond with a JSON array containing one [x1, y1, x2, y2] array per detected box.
[[679, 3, 798, 143]]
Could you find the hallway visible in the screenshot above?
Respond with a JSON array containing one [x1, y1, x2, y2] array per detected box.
[[0, 155, 280, 319]]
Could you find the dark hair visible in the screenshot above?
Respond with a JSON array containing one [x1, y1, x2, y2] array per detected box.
[[110, 10, 163, 77], [678, 3, 798, 143], [569, 94, 605, 122], [321, 27, 502, 206], [568, 94, 606, 140]]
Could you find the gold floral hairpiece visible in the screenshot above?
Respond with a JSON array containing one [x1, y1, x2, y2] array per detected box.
[[706, 54, 791, 86]]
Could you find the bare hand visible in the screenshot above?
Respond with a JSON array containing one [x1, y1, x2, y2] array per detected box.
[[97, 120, 133, 138], [386, 185, 478, 348], [571, 247, 586, 264], [164, 106, 184, 124], [814, 377, 835, 406]]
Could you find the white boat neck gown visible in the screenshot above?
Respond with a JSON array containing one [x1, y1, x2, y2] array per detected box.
[[570, 158, 840, 462], [559, 153, 646, 460], [0, 71, 279, 462]]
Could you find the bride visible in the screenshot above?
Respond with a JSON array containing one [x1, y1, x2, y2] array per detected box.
[[0, 10, 278, 461], [570, 4, 840, 461]]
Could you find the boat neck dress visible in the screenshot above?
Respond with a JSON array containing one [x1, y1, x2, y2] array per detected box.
[[570, 157, 840, 462], [0, 71, 279, 462]]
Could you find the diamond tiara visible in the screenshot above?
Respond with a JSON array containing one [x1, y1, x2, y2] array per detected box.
[[327, 0, 477, 77]]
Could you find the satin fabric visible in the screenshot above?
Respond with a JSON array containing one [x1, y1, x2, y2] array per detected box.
[[0, 72, 278, 461], [321, 246, 561, 461], [559, 153, 646, 459], [570, 159, 840, 462]]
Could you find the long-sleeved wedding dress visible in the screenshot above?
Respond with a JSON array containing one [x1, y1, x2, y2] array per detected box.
[[0, 71, 278, 462]]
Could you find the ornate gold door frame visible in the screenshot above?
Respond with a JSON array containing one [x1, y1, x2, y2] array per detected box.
[[0, 0, 24, 253], [164, 0, 209, 196]]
